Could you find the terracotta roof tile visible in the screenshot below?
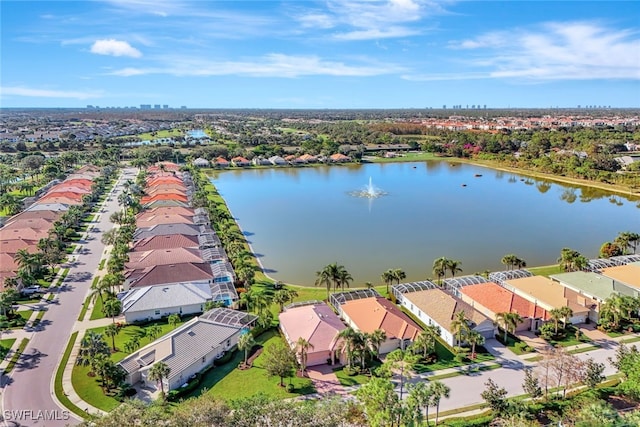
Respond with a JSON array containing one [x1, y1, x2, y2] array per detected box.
[[341, 297, 421, 340]]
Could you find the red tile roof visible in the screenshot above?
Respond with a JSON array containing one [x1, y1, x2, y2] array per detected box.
[[341, 296, 421, 340], [130, 234, 200, 252], [461, 282, 550, 320]]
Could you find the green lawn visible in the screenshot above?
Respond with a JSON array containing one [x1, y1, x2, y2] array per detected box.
[[368, 152, 445, 163], [5, 338, 28, 373], [495, 330, 534, 355], [137, 129, 183, 140], [190, 329, 315, 401], [0, 338, 16, 360], [56, 332, 89, 420], [544, 325, 592, 347], [333, 361, 382, 387], [16, 310, 34, 322], [89, 296, 105, 320], [620, 336, 640, 344], [528, 264, 563, 277]]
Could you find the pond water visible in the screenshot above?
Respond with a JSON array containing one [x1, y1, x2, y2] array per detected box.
[[188, 129, 207, 138], [210, 162, 640, 286]]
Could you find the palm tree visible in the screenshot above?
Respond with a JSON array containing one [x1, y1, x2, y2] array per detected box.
[[430, 380, 451, 426], [496, 312, 523, 342], [239, 290, 255, 312], [148, 361, 171, 400], [446, 259, 463, 279], [252, 293, 272, 317], [90, 278, 111, 306], [411, 328, 438, 359], [381, 269, 395, 295], [549, 308, 563, 334], [315, 267, 333, 299], [559, 306, 573, 331], [432, 257, 449, 283], [367, 329, 387, 359], [238, 333, 255, 366], [337, 327, 358, 368], [392, 268, 406, 285], [167, 313, 180, 329], [466, 330, 485, 359], [501, 254, 517, 270], [284, 288, 298, 305], [272, 290, 290, 313], [147, 324, 163, 341], [103, 298, 122, 323], [295, 337, 315, 375], [104, 323, 119, 352], [407, 382, 434, 427], [450, 310, 470, 347], [384, 348, 419, 400], [337, 265, 353, 291], [76, 331, 110, 375]]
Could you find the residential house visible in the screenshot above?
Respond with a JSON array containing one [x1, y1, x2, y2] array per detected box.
[[214, 157, 229, 168], [118, 308, 257, 392], [125, 248, 204, 270], [279, 301, 346, 366], [124, 262, 213, 290], [252, 157, 271, 166], [598, 263, 640, 290], [192, 157, 210, 167], [268, 155, 287, 165], [120, 282, 212, 323], [231, 156, 250, 167], [130, 234, 200, 252], [133, 223, 203, 241], [329, 153, 351, 163], [501, 276, 594, 324], [458, 282, 549, 332], [397, 286, 495, 346], [332, 291, 421, 354]]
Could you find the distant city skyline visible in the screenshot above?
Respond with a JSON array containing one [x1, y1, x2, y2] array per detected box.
[[1, 1, 639, 109]]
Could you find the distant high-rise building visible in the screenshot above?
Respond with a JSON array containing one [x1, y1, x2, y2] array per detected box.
[[163, 104, 169, 109], [181, 106, 187, 109], [86, 105, 94, 109], [140, 104, 151, 110], [154, 104, 161, 109]]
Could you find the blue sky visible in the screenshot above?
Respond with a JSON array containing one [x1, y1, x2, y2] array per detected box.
[[1, 1, 639, 108]]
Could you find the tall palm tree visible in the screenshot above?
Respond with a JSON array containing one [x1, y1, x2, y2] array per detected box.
[[238, 333, 255, 366], [446, 259, 463, 279], [337, 327, 358, 368], [430, 381, 451, 426], [450, 310, 470, 347], [104, 323, 119, 352], [367, 329, 387, 359], [559, 306, 573, 330], [432, 257, 448, 283], [148, 361, 171, 401], [496, 312, 523, 342], [466, 330, 485, 359], [392, 268, 406, 285], [90, 278, 111, 306], [168, 313, 180, 329], [408, 382, 434, 427], [295, 337, 315, 375], [381, 269, 395, 295], [411, 330, 436, 359], [549, 308, 563, 334], [103, 298, 122, 323], [501, 254, 517, 270], [272, 290, 290, 313], [315, 267, 333, 299], [337, 265, 353, 291]]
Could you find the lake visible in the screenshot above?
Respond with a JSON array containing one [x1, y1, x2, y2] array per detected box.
[[210, 162, 640, 286]]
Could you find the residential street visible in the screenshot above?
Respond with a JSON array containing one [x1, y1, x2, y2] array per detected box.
[[1, 168, 135, 427]]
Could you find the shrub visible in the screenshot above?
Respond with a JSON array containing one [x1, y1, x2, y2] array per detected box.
[[286, 383, 295, 393]]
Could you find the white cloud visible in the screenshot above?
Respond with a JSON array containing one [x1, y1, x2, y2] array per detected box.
[[294, 0, 446, 40], [449, 22, 640, 81], [0, 86, 102, 99], [90, 39, 142, 57], [109, 53, 405, 78]]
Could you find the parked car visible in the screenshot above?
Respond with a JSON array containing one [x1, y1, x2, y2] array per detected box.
[[21, 286, 41, 295]]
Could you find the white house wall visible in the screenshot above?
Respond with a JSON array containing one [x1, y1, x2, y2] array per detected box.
[[124, 302, 204, 323]]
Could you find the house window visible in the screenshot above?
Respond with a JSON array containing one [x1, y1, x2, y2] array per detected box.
[[202, 356, 206, 363], [227, 339, 231, 347], [154, 310, 160, 315]]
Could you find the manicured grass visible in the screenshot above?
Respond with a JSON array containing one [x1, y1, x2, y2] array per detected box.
[[16, 310, 34, 322], [57, 268, 70, 285], [78, 295, 92, 321], [0, 338, 16, 360], [72, 364, 121, 411], [333, 360, 382, 387], [496, 330, 534, 355], [620, 335, 640, 344], [5, 338, 28, 373], [89, 295, 105, 320], [528, 264, 563, 277], [56, 332, 90, 420], [86, 317, 192, 363], [367, 152, 445, 163], [32, 308, 47, 326], [544, 325, 592, 347], [137, 129, 183, 140], [192, 329, 315, 401], [568, 344, 600, 355], [98, 259, 106, 270], [527, 355, 543, 362]]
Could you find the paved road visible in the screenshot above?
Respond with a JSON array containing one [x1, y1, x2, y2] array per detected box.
[[1, 168, 135, 427], [408, 338, 621, 414]]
